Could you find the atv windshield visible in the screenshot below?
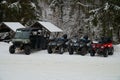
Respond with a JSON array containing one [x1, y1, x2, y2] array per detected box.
[[14, 30, 30, 39]]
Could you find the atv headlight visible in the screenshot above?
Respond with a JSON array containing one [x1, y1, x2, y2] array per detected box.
[[57, 43, 61, 46], [93, 45, 96, 48], [23, 39, 30, 44], [101, 46, 104, 49], [70, 43, 73, 46], [87, 43, 90, 46], [65, 42, 69, 45], [80, 44, 83, 47]]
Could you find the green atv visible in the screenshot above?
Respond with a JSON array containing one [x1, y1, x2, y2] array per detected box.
[[9, 28, 47, 55]]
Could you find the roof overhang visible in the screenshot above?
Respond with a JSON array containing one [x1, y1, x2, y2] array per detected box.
[[0, 22, 25, 32], [32, 21, 63, 32]]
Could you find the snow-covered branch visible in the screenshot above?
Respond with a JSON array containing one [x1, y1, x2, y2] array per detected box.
[[1, 0, 7, 4], [114, 5, 120, 10], [8, 1, 21, 9], [77, 2, 92, 8]]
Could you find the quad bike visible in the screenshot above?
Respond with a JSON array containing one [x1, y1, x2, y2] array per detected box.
[[89, 41, 114, 57], [67, 37, 89, 55], [47, 38, 67, 54]]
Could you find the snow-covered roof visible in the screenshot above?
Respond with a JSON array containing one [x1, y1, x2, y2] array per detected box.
[[1, 22, 24, 32], [37, 21, 63, 32]]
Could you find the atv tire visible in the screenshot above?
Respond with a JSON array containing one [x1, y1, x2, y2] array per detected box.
[[90, 50, 95, 56], [47, 46, 52, 54], [59, 47, 64, 54], [80, 47, 87, 56], [108, 47, 114, 55], [9, 45, 15, 54], [24, 46, 31, 55], [103, 48, 108, 57], [69, 47, 74, 55]]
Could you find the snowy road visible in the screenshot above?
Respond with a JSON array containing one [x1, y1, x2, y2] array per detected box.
[[0, 42, 120, 80]]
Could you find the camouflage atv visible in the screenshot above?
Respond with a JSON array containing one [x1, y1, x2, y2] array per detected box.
[[9, 28, 47, 55]]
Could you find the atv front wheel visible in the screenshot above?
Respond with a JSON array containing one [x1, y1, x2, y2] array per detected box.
[[90, 50, 95, 56], [47, 46, 53, 54], [69, 47, 74, 55], [80, 47, 87, 56], [103, 48, 108, 57], [9, 45, 15, 54], [24, 46, 31, 55], [59, 47, 64, 54]]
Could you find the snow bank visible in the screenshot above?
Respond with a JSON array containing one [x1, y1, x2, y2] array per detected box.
[[0, 42, 120, 80]]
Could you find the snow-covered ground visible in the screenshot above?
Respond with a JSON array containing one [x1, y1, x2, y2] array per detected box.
[[0, 42, 120, 80]]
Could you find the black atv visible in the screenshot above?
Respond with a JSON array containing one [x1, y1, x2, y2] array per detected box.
[[68, 37, 89, 55], [9, 28, 47, 55], [47, 37, 67, 54]]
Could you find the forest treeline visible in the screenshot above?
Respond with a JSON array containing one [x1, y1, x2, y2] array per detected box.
[[0, 0, 120, 42]]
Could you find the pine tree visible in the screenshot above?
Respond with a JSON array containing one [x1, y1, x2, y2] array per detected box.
[[89, 0, 120, 41], [0, 0, 9, 22], [49, 0, 64, 27], [0, 0, 42, 25]]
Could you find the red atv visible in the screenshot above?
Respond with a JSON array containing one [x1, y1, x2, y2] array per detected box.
[[89, 40, 114, 57]]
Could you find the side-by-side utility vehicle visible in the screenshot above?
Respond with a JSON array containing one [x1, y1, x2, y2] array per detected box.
[[9, 28, 47, 55]]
